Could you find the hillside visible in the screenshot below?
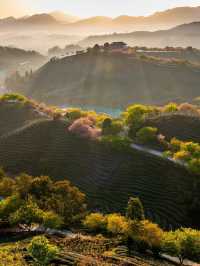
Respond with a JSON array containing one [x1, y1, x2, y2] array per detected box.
[[9, 52, 200, 108], [0, 46, 46, 85], [144, 113, 200, 143], [0, 46, 45, 66], [135, 48, 200, 65], [0, 101, 196, 229]]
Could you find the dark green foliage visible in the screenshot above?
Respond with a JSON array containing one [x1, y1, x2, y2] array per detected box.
[[0, 174, 86, 228], [126, 197, 145, 221]]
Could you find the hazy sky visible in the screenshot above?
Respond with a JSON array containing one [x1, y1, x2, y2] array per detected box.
[[1, 0, 200, 18]]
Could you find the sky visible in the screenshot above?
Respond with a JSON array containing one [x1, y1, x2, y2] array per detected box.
[[1, 0, 200, 18]]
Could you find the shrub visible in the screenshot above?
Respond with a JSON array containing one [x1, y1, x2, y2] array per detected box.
[[102, 118, 123, 136], [83, 213, 107, 232], [170, 138, 182, 152], [167, 138, 200, 174], [163, 102, 178, 113], [178, 103, 199, 116], [162, 228, 200, 264], [0, 195, 22, 220], [0, 174, 87, 227], [173, 150, 191, 161], [136, 127, 158, 144], [65, 108, 84, 121], [128, 220, 163, 255], [140, 220, 163, 255], [68, 117, 101, 139], [51, 180, 87, 225], [0, 246, 25, 266], [101, 136, 131, 151], [180, 141, 200, 155], [0, 93, 27, 103], [188, 158, 200, 175], [28, 236, 59, 265], [124, 104, 155, 136], [0, 177, 15, 197], [9, 198, 43, 226], [126, 197, 145, 221], [42, 211, 63, 229], [106, 213, 129, 235], [29, 175, 53, 199]]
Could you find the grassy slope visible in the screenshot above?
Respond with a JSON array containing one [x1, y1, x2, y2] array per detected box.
[[144, 113, 200, 142], [17, 53, 200, 107], [0, 114, 194, 229]]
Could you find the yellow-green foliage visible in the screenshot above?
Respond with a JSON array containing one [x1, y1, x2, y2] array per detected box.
[[102, 118, 123, 136], [9, 197, 43, 226], [124, 104, 155, 126], [170, 138, 182, 152], [128, 220, 164, 253], [173, 150, 191, 161], [140, 220, 163, 251], [83, 213, 107, 231], [163, 102, 178, 113], [106, 213, 129, 235], [42, 210, 63, 229], [167, 138, 200, 174], [0, 195, 22, 219], [136, 127, 158, 144], [65, 108, 85, 121], [101, 136, 131, 151], [123, 104, 159, 137], [0, 93, 28, 104], [28, 236, 59, 265], [0, 244, 26, 266], [84, 213, 129, 235], [162, 228, 200, 264]]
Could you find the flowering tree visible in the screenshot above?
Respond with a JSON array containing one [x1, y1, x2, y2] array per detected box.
[[68, 117, 101, 139]]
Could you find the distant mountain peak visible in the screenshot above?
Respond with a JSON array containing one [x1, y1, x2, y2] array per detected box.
[[49, 11, 80, 23], [19, 13, 58, 24]]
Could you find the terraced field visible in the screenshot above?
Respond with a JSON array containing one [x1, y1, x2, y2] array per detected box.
[[0, 117, 194, 229], [0, 101, 45, 137], [144, 113, 200, 142]]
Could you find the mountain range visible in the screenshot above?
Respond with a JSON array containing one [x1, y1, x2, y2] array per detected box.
[[1, 6, 200, 33], [80, 21, 200, 48]]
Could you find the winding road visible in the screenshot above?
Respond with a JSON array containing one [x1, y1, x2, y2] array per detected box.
[[131, 143, 185, 166]]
